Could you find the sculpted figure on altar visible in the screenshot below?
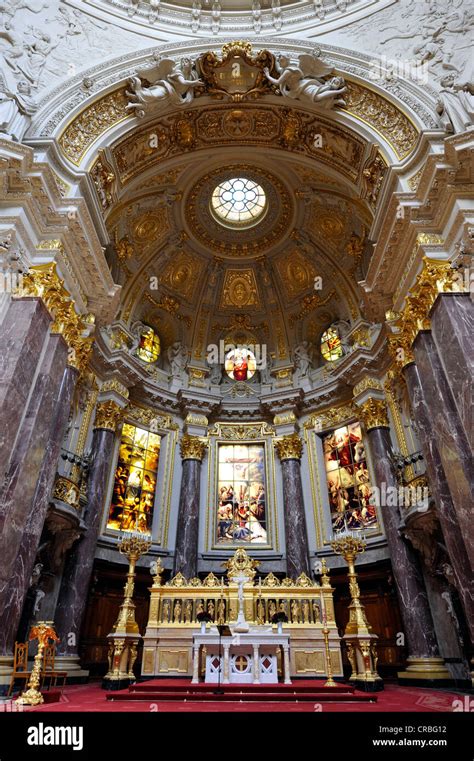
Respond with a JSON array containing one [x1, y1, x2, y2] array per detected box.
[[264, 53, 346, 109], [127, 57, 202, 118]]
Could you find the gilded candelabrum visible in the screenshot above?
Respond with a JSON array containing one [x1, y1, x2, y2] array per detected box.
[[103, 533, 151, 689], [331, 535, 371, 636], [331, 534, 382, 690], [15, 622, 59, 706], [112, 534, 152, 636]]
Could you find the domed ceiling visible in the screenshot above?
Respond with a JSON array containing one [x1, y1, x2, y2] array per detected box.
[[99, 104, 377, 371]]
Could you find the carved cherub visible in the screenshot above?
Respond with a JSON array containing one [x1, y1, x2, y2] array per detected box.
[[264, 54, 346, 109], [126, 57, 202, 118]]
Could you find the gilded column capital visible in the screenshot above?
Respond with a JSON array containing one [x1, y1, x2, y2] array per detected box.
[[355, 398, 390, 431], [93, 400, 123, 431], [180, 434, 207, 461], [275, 433, 303, 461]]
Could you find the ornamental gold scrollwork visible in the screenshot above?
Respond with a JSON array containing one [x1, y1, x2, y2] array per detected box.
[[94, 400, 124, 431], [389, 257, 461, 370], [208, 422, 275, 439], [180, 434, 207, 461], [223, 547, 260, 581], [355, 398, 390, 431], [275, 433, 303, 461], [13, 262, 93, 374]]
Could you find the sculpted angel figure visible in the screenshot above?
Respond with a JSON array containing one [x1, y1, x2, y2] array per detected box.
[[264, 54, 346, 109], [126, 57, 202, 118]]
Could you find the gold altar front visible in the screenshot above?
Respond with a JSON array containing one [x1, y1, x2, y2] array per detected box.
[[142, 555, 343, 679]]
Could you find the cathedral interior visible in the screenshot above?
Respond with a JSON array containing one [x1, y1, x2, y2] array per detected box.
[[0, 0, 473, 719]]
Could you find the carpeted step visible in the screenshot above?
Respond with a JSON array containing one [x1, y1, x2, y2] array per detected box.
[[106, 690, 375, 703]]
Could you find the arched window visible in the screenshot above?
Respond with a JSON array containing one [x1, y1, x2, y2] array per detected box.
[[322, 423, 378, 534], [107, 424, 160, 534], [137, 326, 161, 363], [320, 325, 343, 362]]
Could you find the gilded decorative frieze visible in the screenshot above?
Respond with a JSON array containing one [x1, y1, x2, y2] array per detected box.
[[94, 400, 123, 431], [345, 82, 418, 160], [273, 411, 296, 426], [352, 377, 383, 397], [305, 403, 356, 431], [180, 434, 207, 461], [126, 404, 177, 431], [53, 475, 80, 509], [209, 421, 274, 439], [275, 433, 303, 461], [220, 269, 260, 309], [355, 398, 390, 431], [100, 379, 130, 400], [59, 88, 129, 166]]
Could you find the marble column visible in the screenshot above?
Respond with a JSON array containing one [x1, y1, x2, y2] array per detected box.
[[0, 297, 51, 476], [430, 294, 473, 447], [0, 363, 78, 654], [275, 434, 310, 579], [357, 399, 449, 683], [404, 362, 474, 638], [0, 332, 68, 655], [173, 435, 207, 579], [54, 401, 123, 663], [412, 330, 474, 568]]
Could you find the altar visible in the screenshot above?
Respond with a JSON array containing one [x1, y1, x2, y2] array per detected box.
[[192, 629, 291, 685]]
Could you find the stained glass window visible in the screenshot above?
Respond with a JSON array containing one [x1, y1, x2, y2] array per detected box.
[[136, 326, 160, 363], [320, 325, 343, 362], [211, 177, 266, 227], [107, 424, 160, 533], [322, 423, 378, 533], [224, 347, 257, 381], [216, 444, 267, 545]]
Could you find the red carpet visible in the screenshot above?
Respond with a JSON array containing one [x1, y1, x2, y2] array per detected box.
[[6, 681, 465, 712]]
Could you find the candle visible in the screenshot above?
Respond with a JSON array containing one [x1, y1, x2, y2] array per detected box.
[[321, 597, 327, 626]]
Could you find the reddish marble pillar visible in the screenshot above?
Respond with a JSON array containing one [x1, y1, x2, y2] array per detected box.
[[0, 364, 78, 654], [430, 293, 473, 448], [412, 330, 474, 568], [403, 361, 474, 640], [275, 435, 310, 578], [0, 298, 51, 477], [173, 436, 207, 579], [0, 332, 69, 655], [55, 402, 123, 658]]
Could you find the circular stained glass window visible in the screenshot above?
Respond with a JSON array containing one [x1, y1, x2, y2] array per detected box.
[[211, 177, 267, 228]]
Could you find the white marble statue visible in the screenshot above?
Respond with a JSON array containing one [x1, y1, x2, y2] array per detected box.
[[260, 354, 273, 385], [264, 54, 346, 109], [126, 57, 202, 118], [167, 341, 188, 376], [0, 78, 36, 140], [436, 75, 474, 134], [208, 362, 222, 386], [293, 341, 313, 377]]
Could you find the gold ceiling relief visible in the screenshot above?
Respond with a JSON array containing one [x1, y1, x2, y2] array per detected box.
[[90, 150, 116, 211], [276, 250, 318, 299], [198, 41, 277, 101], [131, 209, 170, 245], [345, 82, 418, 160], [144, 292, 191, 327], [219, 269, 260, 309], [289, 289, 336, 325], [160, 250, 202, 301]]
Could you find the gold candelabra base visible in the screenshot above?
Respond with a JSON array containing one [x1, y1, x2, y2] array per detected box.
[[15, 622, 59, 706]]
